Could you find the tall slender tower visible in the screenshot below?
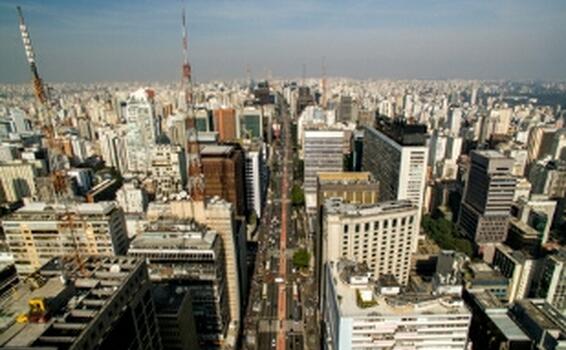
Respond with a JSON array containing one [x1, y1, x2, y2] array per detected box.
[[181, 7, 205, 201]]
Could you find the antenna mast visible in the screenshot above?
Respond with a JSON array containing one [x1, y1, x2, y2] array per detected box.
[[321, 56, 327, 109], [181, 7, 205, 202]]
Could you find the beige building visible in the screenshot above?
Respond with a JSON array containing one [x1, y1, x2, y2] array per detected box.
[[316, 172, 379, 211], [0, 161, 37, 203], [2, 202, 128, 275], [147, 196, 245, 334], [323, 197, 419, 285]]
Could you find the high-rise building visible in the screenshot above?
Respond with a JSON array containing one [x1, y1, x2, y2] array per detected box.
[[322, 198, 419, 285], [125, 88, 159, 173], [128, 222, 232, 349], [323, 260, 472, 350], [316, 172, 380, 211], [149, 144, 187, 198], [0, 256, 162, 349], [509, 299, 566, 350], [0, 161, 37, 203], [2, 202, 129, 275], [362, 121, 428, 223], [200, 144, 247, 217], [527, 126, 557, 166], [491, 244, 537, 303], [99, 125, 128, 173], [212, 108, 238, 142], [458, 151, 516, 252], [303, 130, 344, 210], [116, 180, 149, 214], [446, 105, 462, 135], [239, 106, 263, 140], [244, 144, 267, 218], [535, 250, 566, 314], [528, 159, 566, 198]]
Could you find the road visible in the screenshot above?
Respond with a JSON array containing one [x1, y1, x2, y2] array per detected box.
[[242, 94, 313, 350]]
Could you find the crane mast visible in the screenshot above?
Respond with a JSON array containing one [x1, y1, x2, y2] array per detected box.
[[17, 6, 47, 106]]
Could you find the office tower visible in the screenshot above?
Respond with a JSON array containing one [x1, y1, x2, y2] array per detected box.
[[116, 180, 149, 214], [0, 256, 162, 349], [492, 244, 537, 303], [338, 95, 354, 122], [303, 130, 344, 210], [194, 107, 211, 132], [323, 260, 471, 350], [239, 106, 263, 139], [457, 151, 516, 251], [510, 300, 566, 349], [350, 129, 364, 171], [129, 222, 232, 349], [527, 126, 557, 168], [297, 86, 314, 116], [2, 202, 128, 275], [200, 144, 247, 217], [446, 105, 462, 135], [316, 172, 380, 211], [535, 250, 566, 314], [465, 290, 532, 350], [0, 161, 37, 203], [150, 144, 187, 198], [244, 144, 267, 218], [489, 107, 512, 136], [528, 159, 566, 198], [125, 88, 159, 174], [212, 108, 237, 142], [505, 218, 544, 256], [152, 284, 201, 350], [362, 121, 428, 221], [551, 130, 566, 161], [323, 198, 419, 285], [98, 126, 128, 173], [429, 130, 448, 167]]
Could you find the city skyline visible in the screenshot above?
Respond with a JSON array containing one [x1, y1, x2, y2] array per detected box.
[[1, 0, 566, 83]]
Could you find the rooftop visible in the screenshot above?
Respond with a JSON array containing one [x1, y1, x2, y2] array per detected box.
[[7, 201, 118, 217], [200, 144, 234, 156], [327, 260, 469, 317], [129, 222, 217, 252], [324, 197, 416, 217], [487, 312, 530, 341]]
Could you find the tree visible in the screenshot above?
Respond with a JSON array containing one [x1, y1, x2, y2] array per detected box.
[[421, 214, 474, 257], [291, 184, 305, 207], [292, 249, 310, 269]]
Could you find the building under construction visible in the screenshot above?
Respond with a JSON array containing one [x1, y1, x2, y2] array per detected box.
[[0, 256, 162, 349]]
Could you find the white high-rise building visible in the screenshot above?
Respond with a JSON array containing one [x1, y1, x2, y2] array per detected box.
[[304, 130, 344, 210], [244, 145, 267, 218], [362, 124, 428, 225], [116, 181, 148, 214], [323, 260, 472, 350], [149, 144, 186, 198], [323, 198, 419, 285], [98, 126, 128, 173], [446, 105, 462, 135], [125, 89, 159, 174]]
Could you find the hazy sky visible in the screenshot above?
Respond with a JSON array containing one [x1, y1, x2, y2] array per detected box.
[[1, 0, 565, 83]]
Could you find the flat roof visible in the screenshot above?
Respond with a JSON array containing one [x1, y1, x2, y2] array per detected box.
[[488, 313, 530, 341], [200, 144, 234, 156]]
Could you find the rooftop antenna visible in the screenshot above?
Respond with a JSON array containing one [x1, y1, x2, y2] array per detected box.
[[321, 56, 327, 109], [302, 63, 306, 86]]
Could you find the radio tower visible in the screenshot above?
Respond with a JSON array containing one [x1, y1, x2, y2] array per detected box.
[[321, 56, 328, 109], [181, 7, 205, 201]]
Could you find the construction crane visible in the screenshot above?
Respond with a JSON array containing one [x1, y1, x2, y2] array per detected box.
[[17, 6, 47, 106], [17, 6, 56, 146], [181, 7, 205, 203]]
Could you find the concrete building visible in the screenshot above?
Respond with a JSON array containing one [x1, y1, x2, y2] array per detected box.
[[152, 284, 200, 350], [510, 300, 566, 350], [512, 196, 557, 246], [458, 151, 516, 255], [149, 144, 187, 198], [316, 172, 380, 212], [465, 290, 532, 350], [99, 126, 128, 173], [2, 202, 129, 275], [492, 244, 537, 303], [212, 108, 238, 142], [323, 198, 419, 285], [304, 130, 344, 210], [125, 88, 159, 174], [200, 144, 247, 217], [505, 218, 543, 256], [323, 260, 471, 350], [116, 180, 149, 214], [128, 222, 232, 349], [535, 250, 566, 314], [0, 161, 37, 203], [0, 256, 162, 349], [244, 143, 267, 218], [529, 159, 566, 198], [362, 121, 428, 225], [239, 106, 263, 140]]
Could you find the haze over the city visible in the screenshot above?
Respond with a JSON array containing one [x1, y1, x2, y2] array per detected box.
[[1, 0, 565, 83]]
